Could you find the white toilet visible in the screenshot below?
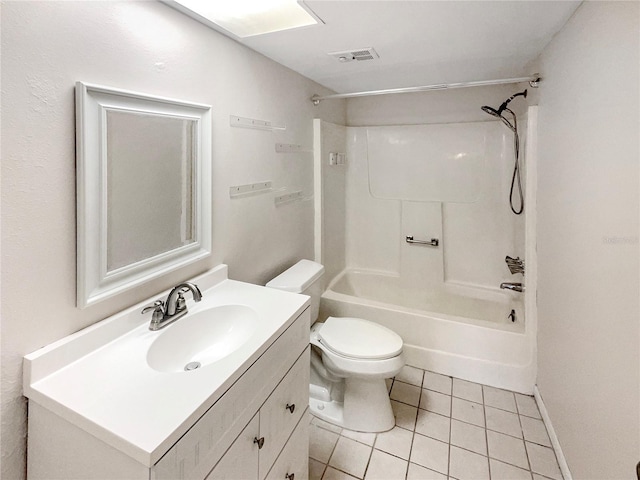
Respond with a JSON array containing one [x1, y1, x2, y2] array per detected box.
[[266, 259, 405, 432]]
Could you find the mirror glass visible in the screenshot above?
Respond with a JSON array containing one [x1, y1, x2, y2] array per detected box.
[[76, 83, 212, 308], [106, 111, 196, 272]]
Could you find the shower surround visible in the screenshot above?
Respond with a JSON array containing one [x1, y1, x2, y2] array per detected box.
[[314, 108, 537, 393]]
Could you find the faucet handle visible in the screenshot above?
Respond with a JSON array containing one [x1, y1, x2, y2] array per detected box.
[[142, 300, 164, 315]]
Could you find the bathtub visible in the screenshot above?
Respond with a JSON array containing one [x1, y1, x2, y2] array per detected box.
[[319, 269, 535, 393]]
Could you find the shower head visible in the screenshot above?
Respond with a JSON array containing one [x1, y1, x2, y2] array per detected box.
[[481, 105, 502, 118]]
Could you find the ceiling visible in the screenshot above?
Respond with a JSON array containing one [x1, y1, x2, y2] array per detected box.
[[231, 1, 581, 94]]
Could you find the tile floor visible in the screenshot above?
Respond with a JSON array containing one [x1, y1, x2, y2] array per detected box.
[[309, 366, 563, 480]]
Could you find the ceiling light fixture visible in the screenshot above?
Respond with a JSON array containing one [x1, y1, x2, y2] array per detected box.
[[166, 0, 322, 38]]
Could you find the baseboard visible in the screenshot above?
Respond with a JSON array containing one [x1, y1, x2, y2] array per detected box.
[[533, 386, 572, 480]]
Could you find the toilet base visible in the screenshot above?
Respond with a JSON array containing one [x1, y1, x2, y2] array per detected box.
[[310, 396, 344, 427], [343, 377, 395, 432], [309, 377, 395, 433]]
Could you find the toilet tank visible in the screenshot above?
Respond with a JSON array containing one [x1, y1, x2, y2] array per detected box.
[[266, 260, 325, 322]]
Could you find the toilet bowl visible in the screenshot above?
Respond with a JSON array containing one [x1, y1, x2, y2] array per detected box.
[[266, 260, 405, 433]]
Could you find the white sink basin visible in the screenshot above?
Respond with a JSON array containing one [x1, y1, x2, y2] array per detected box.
[[146, 305, 259, 373]]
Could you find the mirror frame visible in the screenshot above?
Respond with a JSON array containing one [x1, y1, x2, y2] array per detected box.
[[75, 82, 212, 308]]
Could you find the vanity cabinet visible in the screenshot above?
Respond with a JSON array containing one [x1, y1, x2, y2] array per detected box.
[[26, 297, 311, 480], [178, 348, 310, 480]]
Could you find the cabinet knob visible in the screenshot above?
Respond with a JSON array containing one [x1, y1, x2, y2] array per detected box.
[[285, 474, 295, 480], [253, 436, 265, 449], [285, 403, 295, 414]]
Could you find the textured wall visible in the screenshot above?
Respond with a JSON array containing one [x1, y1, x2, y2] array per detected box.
[[0, 2, 344, 478], [535, 2, 639, 478]]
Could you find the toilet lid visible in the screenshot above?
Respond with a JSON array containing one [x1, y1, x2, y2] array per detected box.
[[318, 317, 403, 360]]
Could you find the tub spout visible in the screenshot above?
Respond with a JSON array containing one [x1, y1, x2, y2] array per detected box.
[[500, 282, 524, 293]]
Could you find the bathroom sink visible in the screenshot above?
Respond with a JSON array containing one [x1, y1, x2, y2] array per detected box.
[[146, 305, 259, 373]]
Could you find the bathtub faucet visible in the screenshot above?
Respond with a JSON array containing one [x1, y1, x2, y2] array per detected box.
[[500, 282, 524, 293]]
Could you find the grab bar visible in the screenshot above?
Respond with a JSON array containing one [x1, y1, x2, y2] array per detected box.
[[406, 236, 439, 247]]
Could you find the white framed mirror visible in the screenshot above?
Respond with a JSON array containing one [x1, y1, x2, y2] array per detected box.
[[76, 82, 212, 308]]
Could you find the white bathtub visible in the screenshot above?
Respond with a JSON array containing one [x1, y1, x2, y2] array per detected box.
[[320, 269, 535, 393]]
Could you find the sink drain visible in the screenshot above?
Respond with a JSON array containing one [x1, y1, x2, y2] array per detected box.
[[184, 361, 201, 371]]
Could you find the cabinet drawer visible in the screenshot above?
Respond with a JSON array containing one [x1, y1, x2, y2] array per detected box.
[[153, 308, 310, 480], [265, 411, 309, 480], [259, 347, 310, 479], [205, 414, 259, 480]]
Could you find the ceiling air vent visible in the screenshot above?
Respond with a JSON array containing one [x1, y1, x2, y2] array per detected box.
[[329, 47, 379, 63]]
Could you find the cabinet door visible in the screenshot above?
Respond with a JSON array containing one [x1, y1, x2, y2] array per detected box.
[[265, 412, 309, 480], [206, 414, 259, 480], [259, 348, 310, 478]]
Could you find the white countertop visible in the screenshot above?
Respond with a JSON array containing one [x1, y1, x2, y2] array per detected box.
[[23, 265, 309, 467]]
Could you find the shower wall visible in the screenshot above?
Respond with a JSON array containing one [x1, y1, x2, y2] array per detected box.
[[313, 120, 347, 283], [343, 119, 525, 294]]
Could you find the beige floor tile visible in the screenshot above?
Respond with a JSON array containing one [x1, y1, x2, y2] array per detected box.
[[328, 436, 372, 479], [452, 378, 483, 404], [410, 433, 450, 475], [487, 430, 529, 470], [526, 442, 562, 480], [419, 389, 451, 416], [385, 378, 393, 393], [450, 419, 487, 455], [424, 371, 452, 395], [310, 458, 327, 480], [391, 400, 418, 431], [322, 466, 359, 480], [396, 365, 424, 387], [374, 425, 413, 460], [485, 406, 523, 438], [515, 394, 542, 419], [310, 424, 340, 463], [341, 428, 377, 446], [451, 397, 485, 427], [449, 445, 489, 480], [406, 462, 448, 480], [483, 386, 517, 413], [310, 376, 554, 480], [532, 474, 556, 480], [489, 459, 533, 480], [390, 380, 421, 407], [313, 416, 343, 434], [415, 409, 450, 443], [364, 449, 408, 479], [520, 416, 551, 447]]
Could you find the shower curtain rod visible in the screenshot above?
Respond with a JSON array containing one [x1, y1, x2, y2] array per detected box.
[[311, 74, 541, 105]]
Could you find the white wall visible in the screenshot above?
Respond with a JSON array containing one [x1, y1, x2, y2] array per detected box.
[[347, 84, 529, 126], [0, 2, 344, 478], [535, 2, 639, 478]]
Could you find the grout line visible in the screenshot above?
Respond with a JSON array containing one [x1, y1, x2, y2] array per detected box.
[[360, 442, 374, 480], [482, 381, 492, 479], [406, 375, 424, 479], [447, 387, 453, 477]]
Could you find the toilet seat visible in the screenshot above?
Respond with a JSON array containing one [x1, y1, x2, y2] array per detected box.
[[318, 317, 403, 360], [310, 320, 404, 379]]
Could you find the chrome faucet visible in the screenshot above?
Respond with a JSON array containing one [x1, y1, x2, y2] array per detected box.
[[142, 282, 203, 331], [500, 282, 524, 293]]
